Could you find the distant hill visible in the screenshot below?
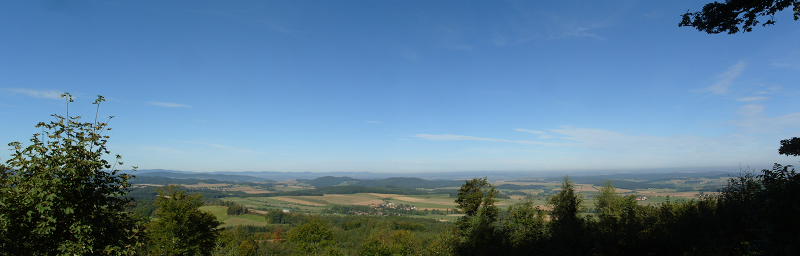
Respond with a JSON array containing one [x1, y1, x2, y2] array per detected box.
[[297, 176, 466, 189], [545, 171, 730, 184], [136, 171, 273, 183], [354, 177, 465, 189], [297, 176, 359, 186]]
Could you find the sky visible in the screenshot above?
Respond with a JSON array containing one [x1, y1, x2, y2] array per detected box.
[[1, 0, 799, 173]]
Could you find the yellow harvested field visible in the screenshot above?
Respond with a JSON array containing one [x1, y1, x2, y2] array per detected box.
[[367, 193, 403, 198], [320, 194, 385, 205], [270, 196, 328, 206], [551, 183, 598, 192], [575, 184, 598, 192], [636, 191, 698, 197], [184, 183, 229, 188], [393, 197, 455, 205], [249, 209, 268, 215], [391, 196, 428, 202], [227, 187, 274, 194]]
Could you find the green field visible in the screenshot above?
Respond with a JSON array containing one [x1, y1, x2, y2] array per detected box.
[[198, 206, 268, 227]]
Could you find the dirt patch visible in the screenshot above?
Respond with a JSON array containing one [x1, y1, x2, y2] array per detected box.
[[249, 209, 268, 215]]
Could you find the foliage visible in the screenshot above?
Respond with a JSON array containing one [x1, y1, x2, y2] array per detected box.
[[265, 209, 307, 224], [779, 137, 800, 156], [452, 177, 501, 256], [0, 94, 143, 255], [547, 176, 590, 255], [286, 217, 336, 255], [680, 0, 800, 34], [359, 229, 420, 256], [224, 202, 249, 216], [721, 163, 800, 254], [454, 177, 499, 222], [548, 176, 583, 225], [146, 185, 222, 256], [501, 198, 547, 252]]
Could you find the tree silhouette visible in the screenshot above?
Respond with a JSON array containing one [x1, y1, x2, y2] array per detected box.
[[680, 0, 800, 34]]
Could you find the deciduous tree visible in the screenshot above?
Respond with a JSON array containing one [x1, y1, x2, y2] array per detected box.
[[146, 185, 221, 256], [0, 94, 143, 255], [286, 217, 335, 255], [779, 137, 800, 156], [680, 0, 800, 34], [454, 177, 499, 225]]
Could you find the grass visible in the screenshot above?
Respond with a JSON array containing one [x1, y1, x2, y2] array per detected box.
[[199, 205, 269, 228]]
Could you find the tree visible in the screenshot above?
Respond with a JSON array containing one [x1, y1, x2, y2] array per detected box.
[[453, 177, 501, 256], [359, 229, 419, 256], [226, 203, 249, 215], [547, 176, 590, 255], [680, 0, 800, 34], [146, 185, 221, 256], [454, 177, 499, 225], [779, 137, 800, 156], [286, 217, 335, 255], [0, 94, 143, 255], [502, 198, 546, 251], [549, 176, 583, 225]]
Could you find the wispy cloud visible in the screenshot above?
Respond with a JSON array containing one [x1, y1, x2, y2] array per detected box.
[[736, 104, 765, 117], [413, 134, 561, 146], [771, 61, 800, 69], [7, 88, 63, 99], [548, 127, 719, 152], [755, 84, 781, 95], [515, 128, 545, 134], [365, 121, 382, 124], [515, 128, 553, 139], [700, 61, 746, 94], [543, 14, 607, 40], [730, 107, 800, 134], [147, 101, 192, 108], [737, 96, 769, 102], [418, 127, 730, 154]]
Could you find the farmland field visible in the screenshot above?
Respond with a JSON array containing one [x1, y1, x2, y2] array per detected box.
[[198, 206, 268, 227], [151, 172, 730, 224]]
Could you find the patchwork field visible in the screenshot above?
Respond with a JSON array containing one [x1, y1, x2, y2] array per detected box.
[[162, 172, 731, 224], [198, 206, 268, 227]]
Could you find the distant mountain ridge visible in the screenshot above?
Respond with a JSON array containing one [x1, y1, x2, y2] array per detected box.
[[128, 168, 735, 182], [297, 176, 466, 189], [136, 171, 273, 183]]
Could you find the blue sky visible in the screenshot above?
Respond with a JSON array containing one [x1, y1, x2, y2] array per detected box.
[[2, 1, 799, 173]]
